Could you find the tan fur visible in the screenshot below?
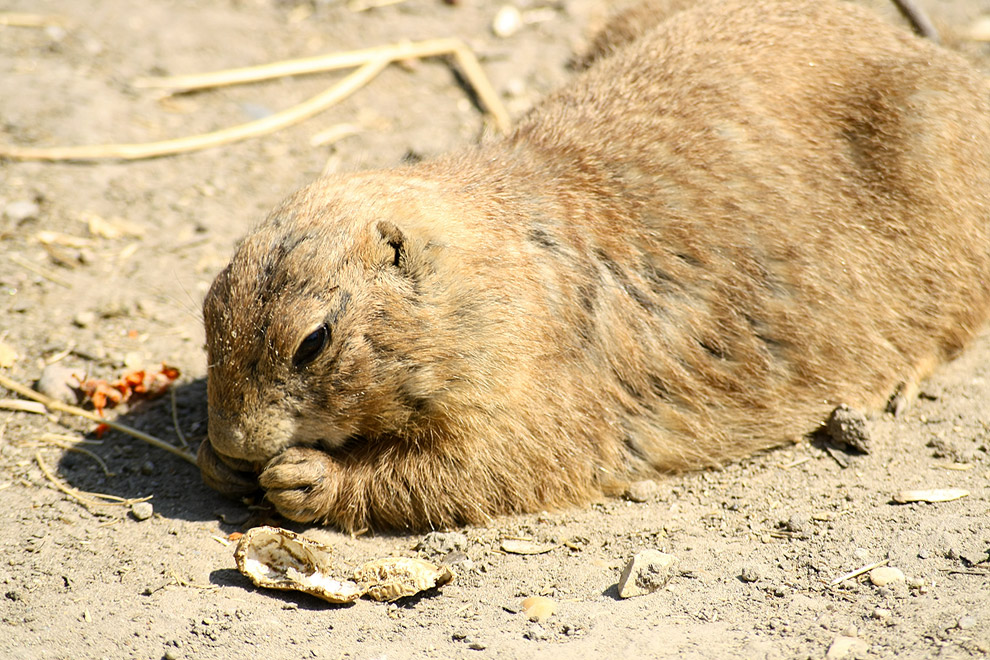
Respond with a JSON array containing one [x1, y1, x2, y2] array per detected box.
[[200, 0, 990, 532]]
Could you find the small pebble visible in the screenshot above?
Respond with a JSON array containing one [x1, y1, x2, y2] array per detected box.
[[492, 5, 522, 38], [624, 479, 659, 503], [869, 566, 905, 587], [521, 596, 556, 622], [826, 635, 868, 660], [4, 199, 40, 224], [906, 576, 925, 590], [163, 650, 179, 660], [73, 311, 97, 328], [0, 341, 17, 368], [739, 565, 762, 583], [872, 608, 892, 623], [441, 551, 475, 573], [958, 615, 978, 630], [523, 623, 549, 641], [35, 364, 82, 405], [783, 514, 809, 533], [617, 550, 677, 598], [131, 502, 154, 521], [467, 641, 486, 651], [140, 461, 155, 476]]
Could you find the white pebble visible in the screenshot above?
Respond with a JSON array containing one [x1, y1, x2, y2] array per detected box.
[[869, 566, 905, 587], [492, 5, 522, 38], [826, 635, 868, 660]]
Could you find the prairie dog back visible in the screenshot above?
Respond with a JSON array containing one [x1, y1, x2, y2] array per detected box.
[[200, 0, 990, 531]]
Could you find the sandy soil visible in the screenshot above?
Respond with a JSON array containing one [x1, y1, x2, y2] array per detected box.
[[2, 1, 989, 658]]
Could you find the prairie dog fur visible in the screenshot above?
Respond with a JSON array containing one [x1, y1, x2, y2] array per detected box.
[[199, 0, 990, 531]]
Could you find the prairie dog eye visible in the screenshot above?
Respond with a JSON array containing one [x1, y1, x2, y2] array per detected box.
[[293, 324, 329, 367]]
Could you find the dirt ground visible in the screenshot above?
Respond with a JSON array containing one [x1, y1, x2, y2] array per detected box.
[[2, 1, 989, 658]]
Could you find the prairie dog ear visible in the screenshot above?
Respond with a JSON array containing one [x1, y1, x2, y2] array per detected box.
[[376, 220, 407, 268]]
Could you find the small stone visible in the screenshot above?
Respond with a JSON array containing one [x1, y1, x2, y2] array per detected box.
[[617, 550, 677, 598], [960, 548, 989, 566], [467, 641, 486, 650], [0, 341, 16, 368], [4, 199, 40, 224], [783, 514, 809, 533], [958, 615, 978, 630], [130, 502, 154, 521], [140, 461, 155, 476], [906, 577, 925, 590], [869, 566, 905, 587], [773, 585, 787, 597], [827, 404, 871, 453], [523, 623, 549, 641], [163, 650, 179, 660], [72, 311, 97, 328], [826, 635, 868, 660], [35, 364, 82, 405], [624, 479, 659, 503], [739, 565, 762, 583], [492, 5, 523, 38], [441, 551, 474, 573], [872, 608, 892, 623], [416, 531, 467, 558], [521, 596, 556, 622]]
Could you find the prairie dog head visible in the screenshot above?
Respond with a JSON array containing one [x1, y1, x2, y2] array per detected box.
[[203, 172, 480, 471]]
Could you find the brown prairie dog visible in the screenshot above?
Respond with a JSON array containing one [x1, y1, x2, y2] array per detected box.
[[199, 0, 990, 532]]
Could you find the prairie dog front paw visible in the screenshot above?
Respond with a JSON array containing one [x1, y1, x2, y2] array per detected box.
[[259, 447, 339, 523]]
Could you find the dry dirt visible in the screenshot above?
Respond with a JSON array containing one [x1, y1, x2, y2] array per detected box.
[[2, 1, 989, 659]]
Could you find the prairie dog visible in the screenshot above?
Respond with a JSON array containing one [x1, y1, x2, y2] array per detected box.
[[199, 0, 990, 531]]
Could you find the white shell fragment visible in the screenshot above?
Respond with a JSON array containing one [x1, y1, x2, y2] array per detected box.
[[892, 488, 969, 504], [234, 526, 363, 603], [354, 557, 455, 602], [234, 526, 454, 604], [500, 538, 556, 555]]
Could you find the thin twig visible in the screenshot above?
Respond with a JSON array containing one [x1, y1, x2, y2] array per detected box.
[[0, 13, 66, 27], [890, 0, 941, 43], [169, 388, 189, 449], [0, 373, 197, 465], [36, 433, 114, 477], [829, 558, 890, 587], [8, 253, 72, 287], [134, 38, 511, 134], [35, 450, 151, 510], [0, 399, 48, 415], [0, 59, 387, 162]]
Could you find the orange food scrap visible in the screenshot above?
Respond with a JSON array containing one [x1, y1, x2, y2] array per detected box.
[[79, 363, 181, 417]]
